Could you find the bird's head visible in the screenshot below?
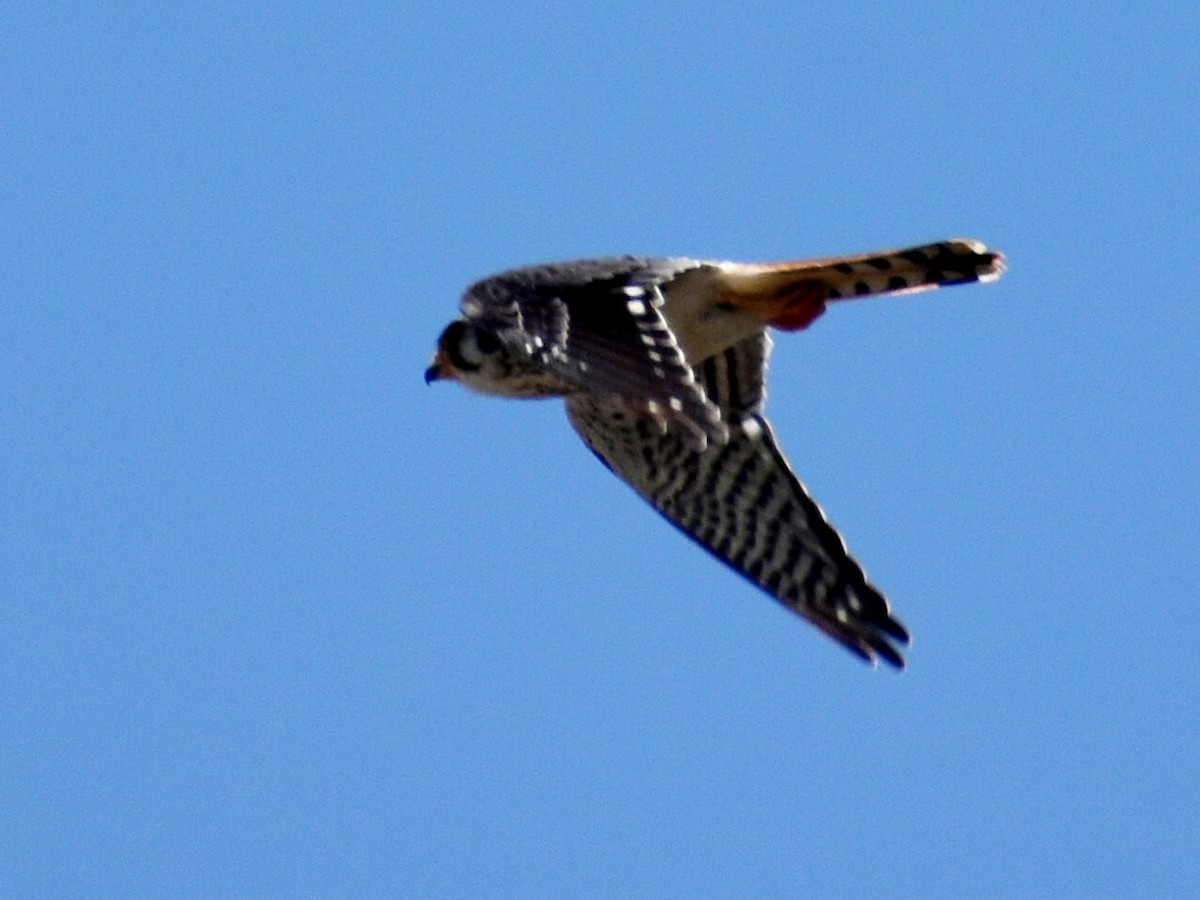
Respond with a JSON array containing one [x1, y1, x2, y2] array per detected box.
[[425, 319, 517, 395], [425, 318, 567, 399]]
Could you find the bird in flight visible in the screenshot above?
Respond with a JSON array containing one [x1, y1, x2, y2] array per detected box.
[[426, 239, 1004, 668]]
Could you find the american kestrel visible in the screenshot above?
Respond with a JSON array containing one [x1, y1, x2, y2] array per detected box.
[[426, 239, 1004, 668]]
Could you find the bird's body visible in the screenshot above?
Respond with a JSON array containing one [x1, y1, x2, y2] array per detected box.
[[427, 239, 1004, 667]]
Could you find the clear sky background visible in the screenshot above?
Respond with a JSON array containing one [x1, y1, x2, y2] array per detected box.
[[3, 2, 1198, 897]]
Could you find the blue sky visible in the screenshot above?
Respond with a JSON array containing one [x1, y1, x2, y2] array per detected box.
[[3, 2, 1198, 896]]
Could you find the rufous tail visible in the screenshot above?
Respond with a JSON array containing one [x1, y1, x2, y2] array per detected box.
[[718, 239, 1005, 331]]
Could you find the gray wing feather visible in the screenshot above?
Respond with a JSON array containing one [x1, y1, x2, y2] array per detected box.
[[566, 333, 909, 668]]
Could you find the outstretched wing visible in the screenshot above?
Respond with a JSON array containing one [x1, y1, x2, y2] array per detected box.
[[463, 262, 726, 448], [566, 333, 909, 668]]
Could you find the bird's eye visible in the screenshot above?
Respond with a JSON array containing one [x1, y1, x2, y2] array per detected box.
[[474, 328, 500, 355]]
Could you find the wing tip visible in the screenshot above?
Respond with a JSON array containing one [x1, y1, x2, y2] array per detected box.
[[844, 628, 908, 671], [823, 603, 910, 671]]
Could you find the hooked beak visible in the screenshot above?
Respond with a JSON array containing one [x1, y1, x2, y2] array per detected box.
[[424, 349, 449, 385]]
